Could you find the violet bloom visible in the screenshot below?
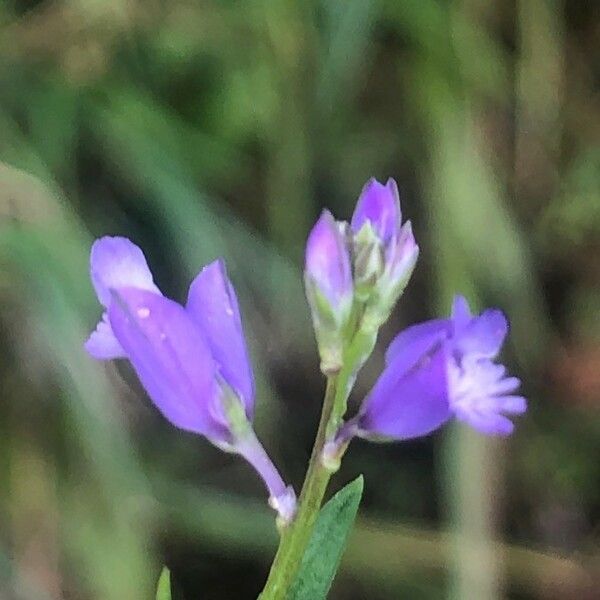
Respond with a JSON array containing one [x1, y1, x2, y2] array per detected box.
[[304, 210, 353, 372], [305, 210, 353, 317], [351, 178, 419, 310], [85, 236, 295, 522], [333, 296, 526, 447]]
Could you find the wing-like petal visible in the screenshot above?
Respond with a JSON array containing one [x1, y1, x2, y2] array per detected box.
[[91, 236, 160, 307], [385, 318, 450, 370], [186, 259, 255, 417], [455, 309, 508, 359], [358, 347, 451, 439], [451, 295, 472, 332], [108, 288, 227, 441], [87, 237, 162, 360]]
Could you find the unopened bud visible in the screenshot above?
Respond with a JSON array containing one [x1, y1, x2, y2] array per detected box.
[[304, 210, 354, 373]]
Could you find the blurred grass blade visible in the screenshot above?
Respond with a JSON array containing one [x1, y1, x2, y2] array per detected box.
[[288, 475, 364, 600]]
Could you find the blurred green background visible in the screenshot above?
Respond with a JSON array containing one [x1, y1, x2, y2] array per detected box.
[[0, 0, 598, 598]]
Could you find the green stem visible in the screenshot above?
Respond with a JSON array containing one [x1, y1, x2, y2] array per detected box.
[[326, 326, 377, 440], [258, 375, 339, 599]]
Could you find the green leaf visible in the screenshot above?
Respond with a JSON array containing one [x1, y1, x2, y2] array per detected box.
[[155, 567, 172, 600], [289, 475, 364, 600]]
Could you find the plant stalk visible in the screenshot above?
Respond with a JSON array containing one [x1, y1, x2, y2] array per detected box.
[[258, 375, 339, 599]]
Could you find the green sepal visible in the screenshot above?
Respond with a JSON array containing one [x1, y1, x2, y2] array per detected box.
[[352, 222, 384, 301], [304, 275, 353, 375]]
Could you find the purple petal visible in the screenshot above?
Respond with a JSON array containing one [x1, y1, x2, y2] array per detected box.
[[491, 376, 521, 395], [91, 236, 160, 307], [186, 259, 255, 417], [305, 210, 353, 307], [492, 395, 527, 415], [385, 221, 419, 279], [87, 237, 162, 362], [448, 352, 525, 436], [451, 295, 472, 333], [385, 318, 450, 370], [351, 178, 401, 244], [108, 288, 228, 441], [358, 347, 451, 439], [85, 313, 126, 359], [455, 309, 508, 359], [454, 409, 515, 436]]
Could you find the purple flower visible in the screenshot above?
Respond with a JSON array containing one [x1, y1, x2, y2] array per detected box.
[[347, 296, 526, 442], [305, 210, 353, 316], [86, 237, 252, 439], [304, 211, 353, 372], [351, 178, 419, 306], [351, 178, 402, 245], [85, 236, 295, 521]]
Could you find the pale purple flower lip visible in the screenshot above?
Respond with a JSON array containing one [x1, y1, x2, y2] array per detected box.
[[445, 296, 526, 436], [353, 295, 526, 441]]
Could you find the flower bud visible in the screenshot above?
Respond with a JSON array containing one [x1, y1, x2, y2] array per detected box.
[[351, 178, 419, 325], [304, 210, 353, 373], [376, 220, 419, 313], [351, 178, 401, 245]]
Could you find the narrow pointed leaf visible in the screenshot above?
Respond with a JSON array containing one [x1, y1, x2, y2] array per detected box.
[[289, 475, 364, 600], [155, 567, 171, 600]]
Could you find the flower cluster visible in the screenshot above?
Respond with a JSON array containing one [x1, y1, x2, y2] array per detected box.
[[303, 178, 526, 464], [85, 177, 526, 526], [304, 178, 418, 372]]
